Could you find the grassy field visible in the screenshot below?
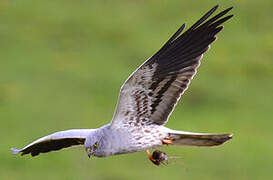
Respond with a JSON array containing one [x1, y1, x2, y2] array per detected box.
[[1, 0, 272, 179]]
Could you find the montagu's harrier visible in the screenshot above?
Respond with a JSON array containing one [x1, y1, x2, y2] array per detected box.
[[12, 5, 233, 165]]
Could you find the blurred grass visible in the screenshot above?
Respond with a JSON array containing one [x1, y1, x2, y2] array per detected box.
[[1, 0, 273, 179]]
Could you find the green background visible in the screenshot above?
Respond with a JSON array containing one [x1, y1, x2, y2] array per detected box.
[[1, 0, 272, 179]]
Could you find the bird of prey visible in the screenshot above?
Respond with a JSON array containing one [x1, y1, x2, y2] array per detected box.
[[12, 5, 233, 165]]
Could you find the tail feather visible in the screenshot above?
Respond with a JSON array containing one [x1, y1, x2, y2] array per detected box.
[[168, 131, 232, 146]]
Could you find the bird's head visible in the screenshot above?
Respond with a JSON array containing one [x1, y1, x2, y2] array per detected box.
[[84, 132, 101, 158]]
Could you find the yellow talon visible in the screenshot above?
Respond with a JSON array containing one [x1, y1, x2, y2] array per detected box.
[[162, 138, 173, 145]]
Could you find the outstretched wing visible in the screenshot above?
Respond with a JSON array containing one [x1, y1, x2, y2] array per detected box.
[[110, 6, 233, 128], [11, 129, 94, 157]]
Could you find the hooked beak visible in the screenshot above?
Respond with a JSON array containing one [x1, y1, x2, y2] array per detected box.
[[87, 147, 93, 158]]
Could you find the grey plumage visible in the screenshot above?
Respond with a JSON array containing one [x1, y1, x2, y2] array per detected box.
[[11, 5, 233, 159]]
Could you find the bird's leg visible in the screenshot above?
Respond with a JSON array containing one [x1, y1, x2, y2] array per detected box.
[[162, 138, 173, 145]]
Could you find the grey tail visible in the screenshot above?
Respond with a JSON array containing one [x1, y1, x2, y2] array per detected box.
[[168, 131, 232, 146]]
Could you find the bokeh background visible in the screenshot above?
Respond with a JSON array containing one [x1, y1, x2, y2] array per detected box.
[[1, 0, 272, 179]]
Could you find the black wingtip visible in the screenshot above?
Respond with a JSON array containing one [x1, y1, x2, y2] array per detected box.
[[210, 5, 220, 14], [155, 23, 186, 57], [218, 25, 224, 30], [228, 14, 234, 19], [220, 14, 234, 25], [227, 6, 234, 11], [180, 23, 186, 31], [187, 4, 221, 32], [174, 23, 186, 38], [215, 26, 224, 33], [221, 6, 234, 16], [166, 23, 186, 44], [11, 148, 21, 155], [213, 5, 219, 11]]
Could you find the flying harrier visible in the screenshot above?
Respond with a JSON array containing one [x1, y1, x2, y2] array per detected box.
[[12, 5, 233, 164]]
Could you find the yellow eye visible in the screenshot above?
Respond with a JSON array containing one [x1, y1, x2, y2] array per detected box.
[[93, 142, 99, 148]]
